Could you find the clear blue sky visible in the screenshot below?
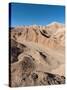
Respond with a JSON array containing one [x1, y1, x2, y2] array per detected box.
[[10, 3, 65, 27]]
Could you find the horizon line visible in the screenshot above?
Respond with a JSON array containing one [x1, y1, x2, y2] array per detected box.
[[10, 21, 65, 28]]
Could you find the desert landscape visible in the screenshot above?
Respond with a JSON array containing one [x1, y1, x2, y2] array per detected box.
[[9, 22, 65, 87]]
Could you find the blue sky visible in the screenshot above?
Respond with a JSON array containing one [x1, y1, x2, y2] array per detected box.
[[10, 3, 65, 27]]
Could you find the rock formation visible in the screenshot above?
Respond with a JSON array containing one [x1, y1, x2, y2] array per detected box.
[[9, 22, 65, 87]]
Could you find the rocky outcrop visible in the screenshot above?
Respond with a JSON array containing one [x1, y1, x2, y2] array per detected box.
[[11, 22, 65, 50], [11, 59, 65, 87]]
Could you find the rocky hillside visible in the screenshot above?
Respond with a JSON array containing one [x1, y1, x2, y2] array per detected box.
[[9, 22, 65, 87], [11, 22, 65, 49]]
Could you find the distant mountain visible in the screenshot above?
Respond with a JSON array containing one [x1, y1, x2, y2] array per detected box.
[[46, 22, 64, 28]]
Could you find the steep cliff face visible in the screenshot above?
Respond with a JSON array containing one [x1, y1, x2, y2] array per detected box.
[[10, 22, 65, 87]]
